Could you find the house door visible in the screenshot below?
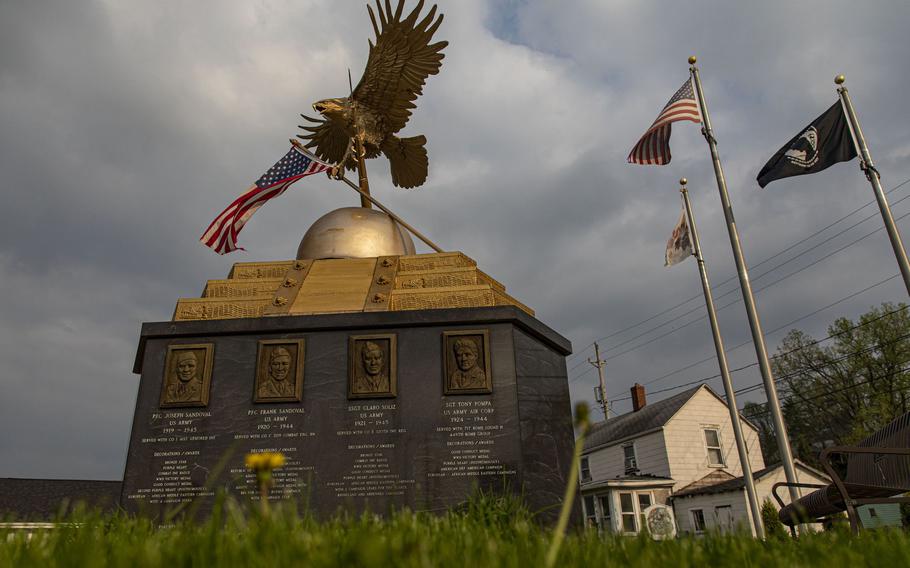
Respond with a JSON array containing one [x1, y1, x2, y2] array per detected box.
[[715, 505, 734, 534]]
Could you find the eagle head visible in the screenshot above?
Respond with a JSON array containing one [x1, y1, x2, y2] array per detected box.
[[312, 98, 349, 121]]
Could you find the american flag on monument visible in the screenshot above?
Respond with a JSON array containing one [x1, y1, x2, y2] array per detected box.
[[201, 145, 331, 254], [628, 78, 701, 165]]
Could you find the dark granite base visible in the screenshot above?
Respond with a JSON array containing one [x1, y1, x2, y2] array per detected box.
[[122, 307, 575, 524], [0, 479, 121, 520]]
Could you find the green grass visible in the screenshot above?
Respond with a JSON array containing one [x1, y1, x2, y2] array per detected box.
[[2, 494, 909, 568]]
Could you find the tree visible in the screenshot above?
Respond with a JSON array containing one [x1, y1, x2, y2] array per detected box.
[[761, 498, 788, 539], [743, 302, 910, 468]]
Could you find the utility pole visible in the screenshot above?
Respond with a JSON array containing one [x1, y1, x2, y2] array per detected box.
[[588, 343, 609, 419]]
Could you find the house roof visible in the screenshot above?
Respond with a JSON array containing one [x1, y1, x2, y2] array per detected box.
[[584, 385, 703, 452], [580, 473, 675, 492], [672, 461, 829, 498], [675, 470, 736, 494], [609, 473, 675, 482]]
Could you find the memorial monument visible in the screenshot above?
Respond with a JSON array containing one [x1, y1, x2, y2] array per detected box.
[[120, 0, 575, 523]]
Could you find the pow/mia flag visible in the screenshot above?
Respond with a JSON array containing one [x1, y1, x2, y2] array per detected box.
[[757, 102, 857, 188], [665, 208, 693, 267]]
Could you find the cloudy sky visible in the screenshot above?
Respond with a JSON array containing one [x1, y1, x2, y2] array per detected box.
[[2, 0, 909, 480]]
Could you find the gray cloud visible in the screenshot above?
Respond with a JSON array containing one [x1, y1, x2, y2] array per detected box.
[[1, 0, 908, 479]]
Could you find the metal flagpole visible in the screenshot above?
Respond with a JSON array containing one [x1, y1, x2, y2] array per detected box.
[[588, 343, 609, 419], [687, 56, 801, 505], [679, 178, 765, 539], [353, 136, 373, 210], [338, 173, 445, 253], [835, 75, 910, 296]]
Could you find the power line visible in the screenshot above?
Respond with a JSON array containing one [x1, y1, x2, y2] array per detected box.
[[567, 176, 910, 363], [740, 365, 910, 421], [599, 312, 910, 401], [601, 196, 910, 358], [733, 331, 910, 398], [642, 274, 902, 385], [598, 206, 910, 365], [601, 203, 910, 361], [569, 273, 902, 387], [582, 206, 907, 368]]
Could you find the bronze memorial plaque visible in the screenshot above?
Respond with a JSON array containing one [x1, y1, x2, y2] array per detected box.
[[348, 334, 397, 399], [159, 343, 214, 407], [254, 339, 305, 403], [443, 330, 492, 395]]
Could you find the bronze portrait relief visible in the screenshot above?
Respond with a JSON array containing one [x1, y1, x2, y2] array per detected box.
[[348, 334, 397, 399], [160, 343, 214, 407], [443, 330, 492, 395], [254, 339, 305, 403]]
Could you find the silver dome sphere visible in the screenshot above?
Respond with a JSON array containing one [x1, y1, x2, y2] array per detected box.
[[296, 207, 416, 260]]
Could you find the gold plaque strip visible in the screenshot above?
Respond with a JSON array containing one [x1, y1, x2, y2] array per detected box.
[[228, 261, 295, 280], [289, 258, 377, 314], [475, 269, 506, 293], [171, 251, 534, 320], [398, 252, 475, 272], [493, 289, 534, 316], [173, 298, 270, 321], [264, 260, 314, 316], [363, 256, 399, 312], [395, 266, 478, 290], [202, 278, 283, 298], [389, 285, 496, 312]]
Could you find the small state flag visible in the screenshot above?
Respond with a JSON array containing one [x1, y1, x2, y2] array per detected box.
[[665, 208, 693, 267], [756, 102, 857, 188], [201, 145, 331, 254], [628, 78, 702, 165]]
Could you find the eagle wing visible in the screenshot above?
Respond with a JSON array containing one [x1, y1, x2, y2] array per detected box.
[[297, 114, 353, 168], [353, 0, 447, 135]]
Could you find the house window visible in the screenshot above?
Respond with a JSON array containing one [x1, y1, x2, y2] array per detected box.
[[598, 494, 612, 531], [704, 428, 725, 466], [691, 509, 707, 533], [637, 493, 652, 532], [619, 492, 637, 533], [583, 495, 597, 527], [611, 491, 654, 535], [623, 444, 637, 474], [580, 456, 591, 482], [637, 493, 652, 511]]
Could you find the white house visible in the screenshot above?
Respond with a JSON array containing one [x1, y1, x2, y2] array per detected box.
[[579, 383, 829, 536], [672, 459, 829, 534]]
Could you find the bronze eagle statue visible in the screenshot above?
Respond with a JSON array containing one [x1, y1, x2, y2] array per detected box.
[[298, 0, 447, 190]]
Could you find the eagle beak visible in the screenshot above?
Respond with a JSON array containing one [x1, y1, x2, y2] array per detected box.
[[313, 103, 323, 113]]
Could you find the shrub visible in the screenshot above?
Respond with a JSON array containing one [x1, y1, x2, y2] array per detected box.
[[761, 498, 788, 539]]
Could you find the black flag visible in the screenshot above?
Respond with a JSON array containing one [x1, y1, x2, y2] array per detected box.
[[757, 102, 857, 188]]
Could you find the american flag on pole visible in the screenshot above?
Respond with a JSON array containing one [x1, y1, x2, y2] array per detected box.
[[628, 78, 701, 165], [201, 144, 331, 254]]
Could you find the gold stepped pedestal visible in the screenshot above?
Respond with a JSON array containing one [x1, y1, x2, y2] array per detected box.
[[173, 252, 533, 321]]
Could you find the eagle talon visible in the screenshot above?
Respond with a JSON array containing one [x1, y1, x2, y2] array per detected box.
[[330, 165, 344, 180]]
